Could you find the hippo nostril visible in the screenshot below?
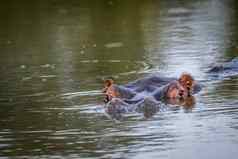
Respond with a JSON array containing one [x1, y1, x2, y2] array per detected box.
[[104, 95, 110, 103], [179, 90, 184, 96], [104, 99, 108, 103]]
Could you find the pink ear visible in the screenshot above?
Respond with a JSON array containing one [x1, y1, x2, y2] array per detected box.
[[105, 79, 113, 87]]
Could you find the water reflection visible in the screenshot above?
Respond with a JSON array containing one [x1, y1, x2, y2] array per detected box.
[[141, 0, 236, 79], [0, 0, 238, 158]]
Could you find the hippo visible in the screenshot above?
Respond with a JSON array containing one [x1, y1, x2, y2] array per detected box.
[[102, 57, 238, 118], [208, 57, 238, 78], [103, 72, 202, 118]]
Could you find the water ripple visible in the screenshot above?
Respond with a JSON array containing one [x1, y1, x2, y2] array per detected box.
[[60, 90, 103, 99]]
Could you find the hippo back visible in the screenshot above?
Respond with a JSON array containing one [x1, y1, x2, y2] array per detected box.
[[208, 57, 238, 78]]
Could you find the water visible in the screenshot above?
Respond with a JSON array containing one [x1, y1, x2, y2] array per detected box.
[[0, 0, 238, 158]]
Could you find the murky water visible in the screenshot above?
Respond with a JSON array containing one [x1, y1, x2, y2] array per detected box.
[[0, 0, 238, 158]]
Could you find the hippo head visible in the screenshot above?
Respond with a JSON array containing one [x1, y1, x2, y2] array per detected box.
[[178, 72, 195, 97], [102, 79, 116, 103]]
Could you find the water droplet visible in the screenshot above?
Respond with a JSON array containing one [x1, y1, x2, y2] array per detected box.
[[51, 64, 56, 69], [59, 8, 67, 14], [108, 1, 113, 5], [80, 50, 85, 54], [20, 65, 26, 69], [7, 40, 12, 44], [105, 42, 123, 48], [92, 60, 98, 63], [40, 64, 51, 68], [22, 77, 32, 81]]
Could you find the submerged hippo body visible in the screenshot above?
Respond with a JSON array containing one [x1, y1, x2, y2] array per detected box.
[[208, 57, 238, 78]]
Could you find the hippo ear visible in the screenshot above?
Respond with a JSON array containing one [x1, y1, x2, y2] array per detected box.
[[179, 73, 194, 84], [104, 79, 114, 87]]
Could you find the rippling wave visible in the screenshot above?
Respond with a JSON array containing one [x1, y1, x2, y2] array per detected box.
[[60, 90, 103, 100]]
